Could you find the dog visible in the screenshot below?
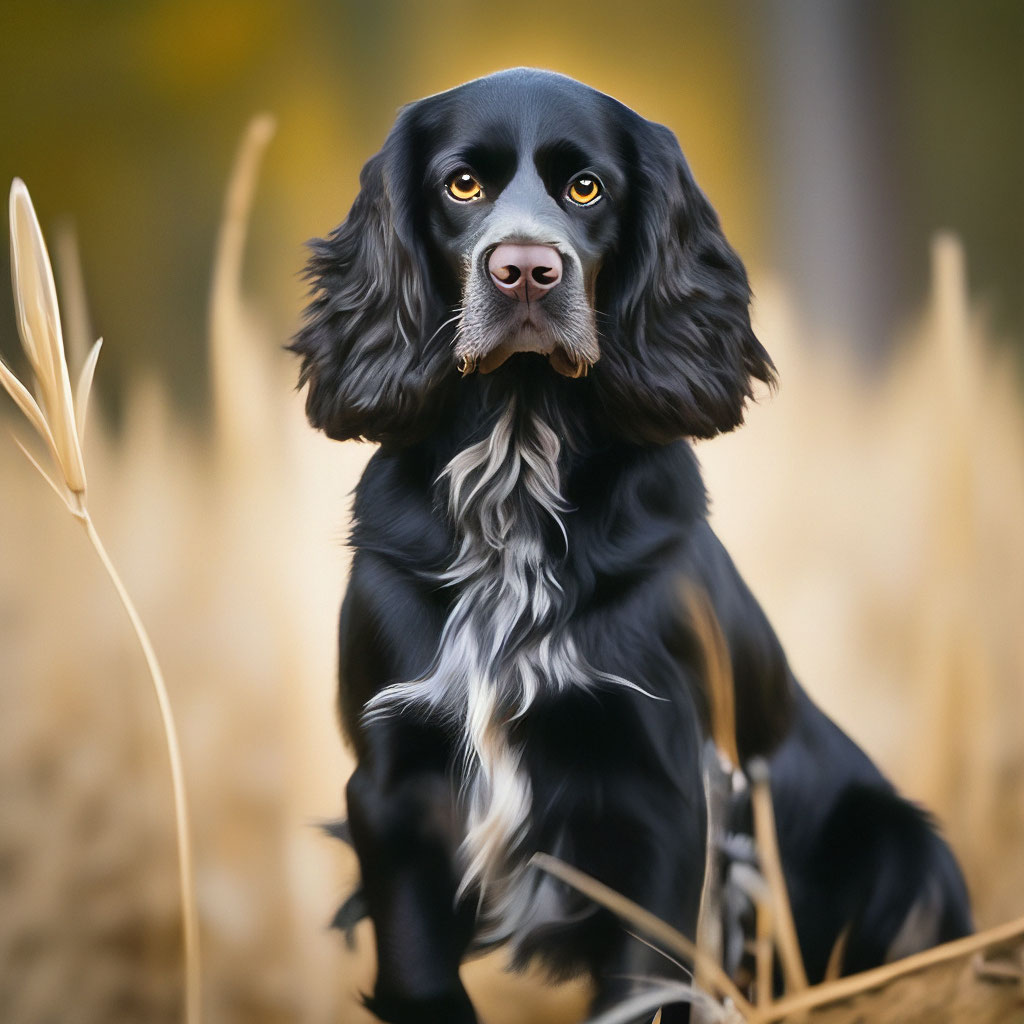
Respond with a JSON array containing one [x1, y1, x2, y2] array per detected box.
[[291, 68, 972, 1024]]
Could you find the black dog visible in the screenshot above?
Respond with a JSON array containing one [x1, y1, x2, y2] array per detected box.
[[292, 68, 971, 1024]]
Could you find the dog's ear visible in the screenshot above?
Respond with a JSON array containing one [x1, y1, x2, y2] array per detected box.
[[291, 105, 454, 445], [596, 119, 775, 444]]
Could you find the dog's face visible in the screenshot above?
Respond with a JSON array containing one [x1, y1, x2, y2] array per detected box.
[[422, 73, 622, 379], [293, 68, 775, 446]]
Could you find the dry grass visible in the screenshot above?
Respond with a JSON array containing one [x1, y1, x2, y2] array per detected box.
[[1, 120, 1023, 1022], [3, 178, 199, 1022], [533, 587, 1024, 1023], [534, 853, 1024, 1023]]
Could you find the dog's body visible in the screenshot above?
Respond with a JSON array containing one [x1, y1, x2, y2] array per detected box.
[[293, 69, 971, 1023]]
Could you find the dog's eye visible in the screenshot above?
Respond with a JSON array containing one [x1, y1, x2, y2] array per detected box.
[[567, 176, 602, 206], [446, 172, 484, 202]]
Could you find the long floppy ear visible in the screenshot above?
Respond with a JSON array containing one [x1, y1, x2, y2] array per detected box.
[[595, 118, 775, 444], [290, 105, 454, 445]]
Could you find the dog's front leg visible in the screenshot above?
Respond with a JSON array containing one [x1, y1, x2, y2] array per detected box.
[[347, 719, 477, 1024]]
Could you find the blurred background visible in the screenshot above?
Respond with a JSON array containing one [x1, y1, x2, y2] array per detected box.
[[0, 1, 1021, 1021]]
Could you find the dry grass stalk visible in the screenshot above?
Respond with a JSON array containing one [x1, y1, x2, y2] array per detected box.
[[696, 743, 732, 1017], [685, 583, 743, 1014], [0, 179, 201, 1024], [747, 758, 809, 998], [913, 233, 1000, 876], [685, 584, 740, 771], [822, 926, 850, 984], [755, 895, 774, 1010], [758, 914, 1024, 1022], [531, 852, 755, 1019], [685, 583, 809, 1009], [208, 113, 277, 465]]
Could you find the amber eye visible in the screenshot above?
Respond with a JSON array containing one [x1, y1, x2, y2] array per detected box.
[[446, 171, 483, 202], [567, 176, 602, 205]]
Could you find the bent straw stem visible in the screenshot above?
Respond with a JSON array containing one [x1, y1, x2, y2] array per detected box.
[[748, 758, 808, 996], [78, 510, 201, 1024], [754, 914, 1024, 1023], [532, 852, 755, 1018]]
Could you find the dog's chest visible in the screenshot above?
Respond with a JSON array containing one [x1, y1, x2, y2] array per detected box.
[[439, 402, 589, 905], [367, 399, 654, 942], [369, 399, 589, 931]]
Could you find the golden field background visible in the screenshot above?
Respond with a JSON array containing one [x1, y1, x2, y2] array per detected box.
[[1, 2, 1022, 1022]]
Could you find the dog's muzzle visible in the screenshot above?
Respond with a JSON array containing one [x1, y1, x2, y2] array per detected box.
[[454, 242, 598, 379]]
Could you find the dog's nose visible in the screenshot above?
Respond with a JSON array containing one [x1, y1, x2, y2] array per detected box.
[[488, 243, 563, 301]]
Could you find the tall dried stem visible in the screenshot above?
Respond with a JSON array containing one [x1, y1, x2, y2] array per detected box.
[[1, 179, 200, 1024]]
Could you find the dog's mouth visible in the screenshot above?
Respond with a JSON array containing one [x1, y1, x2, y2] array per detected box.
[[457, 345, 592, 380], [457, 330, 592, 379], [454, 303, 598, 380]]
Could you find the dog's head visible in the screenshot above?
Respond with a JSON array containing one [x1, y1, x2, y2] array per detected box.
[[293, 68, 775, 446]]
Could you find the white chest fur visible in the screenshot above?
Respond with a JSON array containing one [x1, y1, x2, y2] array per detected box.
[[365, 399, 637, 937]]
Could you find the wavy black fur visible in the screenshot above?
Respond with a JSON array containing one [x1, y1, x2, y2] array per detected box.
[[293, 69, 971, 1024], [595, 117, 775, 443], [291, 105, 457, 445]]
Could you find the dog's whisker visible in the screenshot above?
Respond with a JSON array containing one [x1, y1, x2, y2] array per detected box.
[[425, 310, 464, 347]]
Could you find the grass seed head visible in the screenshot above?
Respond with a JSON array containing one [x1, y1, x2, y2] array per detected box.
[[2, 178, 102, 512]]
